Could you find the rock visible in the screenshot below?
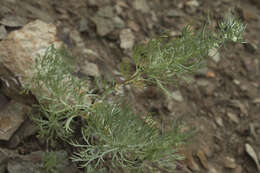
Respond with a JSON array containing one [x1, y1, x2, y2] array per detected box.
[[4, 150, 78, 173], [223, 156, 237, 169], [243, 42, 257, 54], [80, 60, 100, 77], [0, 20, 63, 101], [40, 151, 78, 173], [78, 18, 89, 32], [0, 20, 92, 107], [113, 16, 125, 29], [97, 6, 115, 18], [230, 100, 248, 117], [197, 149, 209, 170], [209, 48, 220, 63], [0, 25, 7, 40], [195, 67, 208, 76], [87, 0, 110, 7], [186, 0, 199, 7], [119, 29, 135, 50], [245, 143, 260, 171], [185, 0, 199, 13], [171, 90, 184, 102], [249, 123, 258, 139], [81, 48, 99, 61], [232, 165, 243, 173], [0, 6, 12, 16], [0, 92, 9, 109], [92, 16, 115, 36], [69, 29, 85, 48], [127, 20, 140, 32], [196, 79, 209, 86], [233, 79, 240, 85], [167, 9, 185, 17], [215, 117, 224, 127], [0, 15, 27, 27], [227, 112, 240, 124], [201, 144, 213, 158], [207, 165, 219, 173], [183, 152, 200, 171], [253, 97, 260, 104], [0, 100, 30, 141], [0, 151, 8, 173], [8, 119, 38, 149], [133, 0, 150, 13], [21, 2, 54, 23], [7, 158, 44, 173]]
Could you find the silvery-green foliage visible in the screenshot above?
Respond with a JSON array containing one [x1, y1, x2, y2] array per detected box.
[[125, 14, 245, 93], [26, 14, 245, 172]]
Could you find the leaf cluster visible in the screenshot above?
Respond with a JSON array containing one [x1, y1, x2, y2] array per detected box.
[[26, 45, 96, 145], [70, 103, 188, 171], [125, 14, 246, 93]]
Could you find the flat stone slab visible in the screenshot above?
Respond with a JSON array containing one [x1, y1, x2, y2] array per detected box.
[[0, 100, 30, 141]]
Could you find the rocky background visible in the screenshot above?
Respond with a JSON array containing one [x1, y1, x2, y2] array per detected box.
[[0, 0, 260, 173]]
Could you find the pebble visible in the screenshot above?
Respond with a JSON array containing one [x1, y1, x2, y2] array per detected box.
[[227, 112, 240, 124], [209, 48, 220, 63], [197, 150, 209, 170], [171, 90, 184, 102], [215, 117, 224, 127], [80, 61, 100, 77], [185, 152, 200, 171], [133, 0, 150, 13], [78, 18, 89, 32], [92, 16, 115, 36], [245, 143, 260, 171], [119, 29, 135, 50], [223, 156, 237, 169]]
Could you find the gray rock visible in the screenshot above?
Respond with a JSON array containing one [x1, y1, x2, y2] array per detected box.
[[245, 143, 260, 171], [196, 79, 209, 86], [0, 101, 30, 141], [87, 0, 110, 7], [223, 156, 236, 169], [21, 3, 54, 23], [113, 16, 125, 29], [78, 18, 89, 32], [227, 112, 240, 124], [171, 90, 184, 102], [92, 16, 115, 36], [7, 158, 44, 173], [0, 151, 8, 173], [4, 150, 78, 173], [215, 117, 224, 127], [0, 92, 9, 109], [119, 29, 135, 50], [133, 0, 150, 13], [167, 10, 185, 17], [186, 0, 200, 7], [8, 119, 38, 149], [37, 151, 78, 173], [0, 15, 27, 27], [97, 6, 115, 18], [80, 60, 101, 77], [0, 25, 7, 40]]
